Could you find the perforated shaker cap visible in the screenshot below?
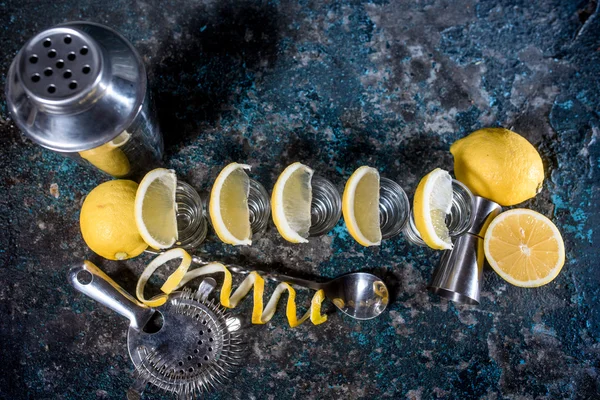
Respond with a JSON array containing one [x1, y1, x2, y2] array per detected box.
[[5, 22, 147, 152]]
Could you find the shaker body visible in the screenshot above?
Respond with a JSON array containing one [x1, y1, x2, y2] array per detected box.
[[5, 21, 163, 178]]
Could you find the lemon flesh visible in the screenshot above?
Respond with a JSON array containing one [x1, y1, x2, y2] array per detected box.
[[484, 209, 565, 287], [451, 128, 544, 206], [413, 168, 453, 250], [135, 168, 178, 249], [209, 163, 252, 246], [342, 166, 381, 246], [80, 180, 148, 260], [271, 162, 313, 243]]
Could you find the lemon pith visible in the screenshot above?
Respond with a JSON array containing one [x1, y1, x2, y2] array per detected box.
[[271, 162, 314, 243], [484, 209, 565, 287], [209, 163, 252, 246], [80, 180, 148, 260], [451, 128, 544, 206], [342, 166, 381, 246]]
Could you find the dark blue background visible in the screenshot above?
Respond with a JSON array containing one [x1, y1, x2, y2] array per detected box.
[[1, 0, 599, 398]]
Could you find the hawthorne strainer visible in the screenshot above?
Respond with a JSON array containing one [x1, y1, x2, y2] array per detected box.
[[68, 261, 245, 399]]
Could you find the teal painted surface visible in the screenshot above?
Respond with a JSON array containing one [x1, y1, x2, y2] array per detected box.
[[1, 0, 599, 398]]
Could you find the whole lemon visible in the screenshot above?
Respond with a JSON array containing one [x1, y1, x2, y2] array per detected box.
[[450, 128, 544, 206], [80, 180, 148, 260]]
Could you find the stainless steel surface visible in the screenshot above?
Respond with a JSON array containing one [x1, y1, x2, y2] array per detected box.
[[127, 288, 244, 398], [427, 195, 502, 305], [18, 27, 101, 100], [6, 22, 162, 177], [68, 261, 156, 331], [222, 261, 389, 320], [68, 261, 245, 399], [466, 195, 502, 237], [428, 233, 484, 305]]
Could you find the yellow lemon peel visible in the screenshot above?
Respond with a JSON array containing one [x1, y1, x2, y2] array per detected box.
[[79, 131, 132, 177], [135, 248, 192, 307], [175, 262, 328, 327], [137, 250, 328, 327]]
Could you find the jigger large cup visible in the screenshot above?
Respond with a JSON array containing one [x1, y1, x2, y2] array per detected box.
[[427, 196, 502, 305]]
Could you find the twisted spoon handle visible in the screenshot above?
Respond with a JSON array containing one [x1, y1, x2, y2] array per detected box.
[[191, 255, 324, 291]]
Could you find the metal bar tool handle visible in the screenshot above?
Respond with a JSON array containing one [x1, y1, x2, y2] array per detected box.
[[68, 260, 155, 331], [212, 260, 323, 291]]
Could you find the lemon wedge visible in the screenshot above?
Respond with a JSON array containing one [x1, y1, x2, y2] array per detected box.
[[342, 166, 381, 246], [271, 162, 314, 243], [413, 168, 453, 250], [484, 209, 565, 287], [135, 168, 178, 249], [209, 162, 252, 246]]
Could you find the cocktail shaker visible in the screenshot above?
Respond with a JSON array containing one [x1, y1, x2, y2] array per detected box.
[[5, 22, 163, 178]]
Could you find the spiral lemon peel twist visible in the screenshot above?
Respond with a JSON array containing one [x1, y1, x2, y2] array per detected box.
[[136, 248, 192, 307], [137, 249, 327, 327]]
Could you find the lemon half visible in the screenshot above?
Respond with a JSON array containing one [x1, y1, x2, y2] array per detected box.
[[484, 209, 565, 287], [79, 131, 132, 177]]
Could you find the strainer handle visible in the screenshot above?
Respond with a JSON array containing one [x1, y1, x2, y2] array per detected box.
[[68, 260, 156, 331]]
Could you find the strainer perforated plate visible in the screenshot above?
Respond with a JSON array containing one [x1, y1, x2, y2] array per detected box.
[[19, 27, 101, 100], [130, 288, 244, 398]]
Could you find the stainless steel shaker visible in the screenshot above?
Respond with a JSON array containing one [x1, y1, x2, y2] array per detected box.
[[5, 22, 163, 178]]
